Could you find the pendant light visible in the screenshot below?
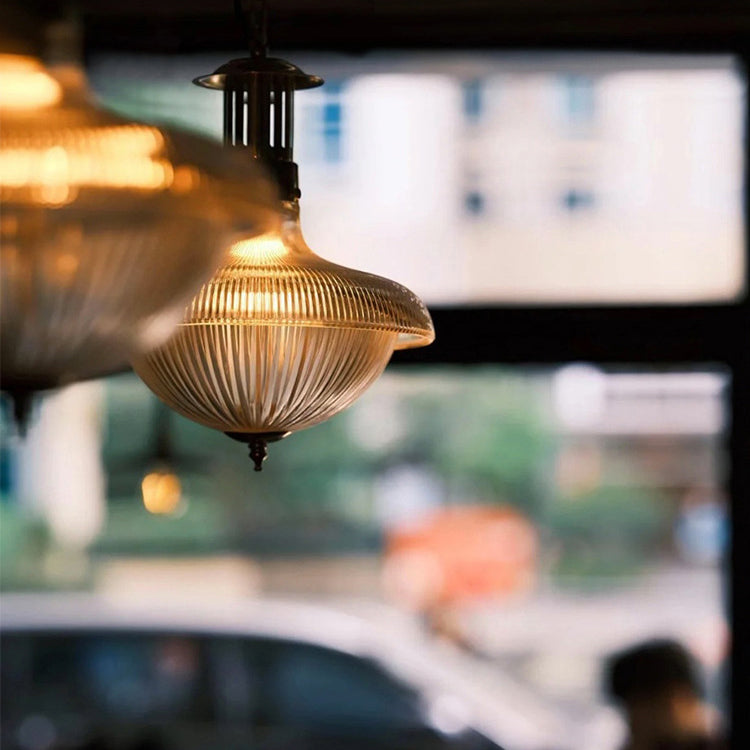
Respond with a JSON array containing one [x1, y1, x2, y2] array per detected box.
[[139, 401, 186, 517], [0, 11, 277, 431], [108, 397, 207, 517], [133, 1, 435, 470]]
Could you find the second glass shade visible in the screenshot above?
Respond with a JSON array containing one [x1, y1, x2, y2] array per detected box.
[[0, 56, 277, 398], [133, 202, 434, 438]]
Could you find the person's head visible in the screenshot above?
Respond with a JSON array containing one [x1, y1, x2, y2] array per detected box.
[[604, 639, 709, 746]]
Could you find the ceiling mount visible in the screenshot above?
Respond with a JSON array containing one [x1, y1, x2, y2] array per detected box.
[[194, 54, 322, 201]]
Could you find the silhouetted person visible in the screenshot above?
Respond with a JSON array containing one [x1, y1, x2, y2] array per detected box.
[[603, 639, 724, 750]]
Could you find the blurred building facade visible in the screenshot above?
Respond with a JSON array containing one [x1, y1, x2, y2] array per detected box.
[[90, 53, 745, 306]]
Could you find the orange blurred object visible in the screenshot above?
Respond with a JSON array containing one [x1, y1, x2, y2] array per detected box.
[[384, 505, 538, 609]]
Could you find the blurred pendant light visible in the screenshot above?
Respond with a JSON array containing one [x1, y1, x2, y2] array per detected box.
[[140, 401, 186, 517], [108, 397, 207, 517], [0, 9, 278, 432], [142, 470, 183, 516], [133, 0, 435, 471]]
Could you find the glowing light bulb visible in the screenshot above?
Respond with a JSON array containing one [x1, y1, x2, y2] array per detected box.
[[141, 469, 183, 515]]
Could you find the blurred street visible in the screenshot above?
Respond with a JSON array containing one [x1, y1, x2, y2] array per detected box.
[[88, 554, 725, 747]]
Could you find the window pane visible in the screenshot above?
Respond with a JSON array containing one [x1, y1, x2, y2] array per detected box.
[[0, 633, 207, 722], [91, 52, 746, 304], [1, 366, 730, 749], [266, 643, 420, 730]]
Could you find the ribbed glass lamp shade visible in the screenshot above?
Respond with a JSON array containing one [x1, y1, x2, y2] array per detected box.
[[133, 202, 434, 467], [0, 54, 277, 420]]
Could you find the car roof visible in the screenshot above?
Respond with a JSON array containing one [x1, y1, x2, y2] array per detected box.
[[0, 592, 375, 655]]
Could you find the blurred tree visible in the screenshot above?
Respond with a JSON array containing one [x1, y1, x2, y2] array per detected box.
[[0, 503, 53, 590], [396, 370, 554, 520], [547, 484, 667, 583], [96, 370, 667, 576]]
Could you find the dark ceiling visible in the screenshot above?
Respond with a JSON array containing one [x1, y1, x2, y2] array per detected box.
[[74, 0, 750, 54]]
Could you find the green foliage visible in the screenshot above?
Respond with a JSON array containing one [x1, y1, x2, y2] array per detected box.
[[99, 369, 557, 554], [395, 370, 554, 518], [99, 375, 378, 555], [0, 503, 52, 590], [93, 493, 231, 556], [98, 370, 667, 580], [547, 485, 668, 584]]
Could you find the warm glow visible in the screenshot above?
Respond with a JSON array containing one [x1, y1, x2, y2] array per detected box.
[[1, 63, 174, 202], [141, 470, 183, 515], [170, 165, 201, 194], [131, 48, 435, 463], [51, 251, 81, 283], [0, 55, 62, 109], [0, 127, 174, 204], [0, 56, 275, 400], [229, 232, 290, 263], [134, 204, 434, 445]]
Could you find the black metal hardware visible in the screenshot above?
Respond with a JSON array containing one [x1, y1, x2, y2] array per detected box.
[[195, 3, 323, 201]]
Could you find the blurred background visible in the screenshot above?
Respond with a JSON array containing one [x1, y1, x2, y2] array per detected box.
[[0, 8, 746, 750]]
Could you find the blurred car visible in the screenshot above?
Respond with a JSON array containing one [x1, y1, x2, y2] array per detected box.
[[0, 594, 569, 750]]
